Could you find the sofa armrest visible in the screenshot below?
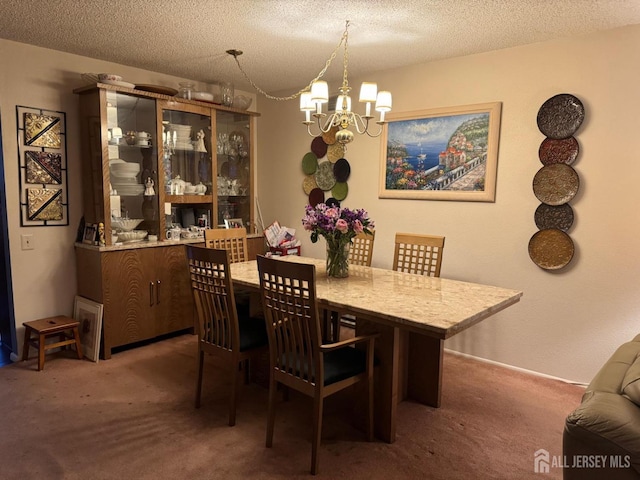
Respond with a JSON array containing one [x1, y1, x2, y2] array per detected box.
[[564, 391, 640, 478]]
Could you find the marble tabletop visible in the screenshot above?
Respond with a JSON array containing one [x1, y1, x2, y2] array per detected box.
[[230, 256, 522, 339]]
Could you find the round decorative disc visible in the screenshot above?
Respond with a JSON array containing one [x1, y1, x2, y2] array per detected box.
[[322, 125, 339, 145], [536, 93, 585, 139], [333, 158, 351, 182], [302, 175, 318, 195], [325, 197, 341, 207], [311, 136, 328, 158], [533, 163, 579, 205], [538, 137, 579, 166], [308, 187, 324, 207], [315, 161, 336, 191], [528, 229, 575, 270], [327, 142, 345, 163], [534, 203, 574, 231], [302, 152, 318, 175], [331, 182, 348, 201]]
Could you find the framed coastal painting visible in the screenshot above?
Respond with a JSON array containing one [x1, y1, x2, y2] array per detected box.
[[379, 102, 502, 202], [73, 296, 103, 363]]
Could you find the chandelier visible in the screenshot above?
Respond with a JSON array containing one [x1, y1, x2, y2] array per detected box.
[[227, 20, 392, 145]]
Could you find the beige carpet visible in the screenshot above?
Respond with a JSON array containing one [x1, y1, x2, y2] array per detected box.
[[1, 334, 583, 479]]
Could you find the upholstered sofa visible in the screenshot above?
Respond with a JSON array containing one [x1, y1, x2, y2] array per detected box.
[[564, 334, 640, 479]]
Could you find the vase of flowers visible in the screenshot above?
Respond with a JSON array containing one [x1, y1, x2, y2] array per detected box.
[[302, 203, 375, 278]]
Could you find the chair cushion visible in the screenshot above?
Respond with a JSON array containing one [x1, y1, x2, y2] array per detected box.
[[238, 316, 268, 352], [323, 347, 369, 386], [622, 354, 640, 406]]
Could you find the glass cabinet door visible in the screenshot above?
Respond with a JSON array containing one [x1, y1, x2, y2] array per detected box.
[[106, 91, 158, 244], [161, 103, 213, 232], [216, 110, 252, 229]]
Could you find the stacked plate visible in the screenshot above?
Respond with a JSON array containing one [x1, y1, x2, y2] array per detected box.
[[169, 123, 193, 150], [110, 161, 143, 196]]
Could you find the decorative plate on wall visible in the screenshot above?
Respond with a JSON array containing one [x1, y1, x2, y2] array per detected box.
[[331, 182, 348, 201], [327, 142, 345, 163], [308, 187, 325, 207], [538, 137, 579, 165], [311, 136, 328, 158], [315, 161, 336, 191], [333, 158, 351, 182], [528, 228, 575, 270], [302, 175, 318, 195], [302, 152, 318, 175], [533, 163, 579, 205], [322, 126, 339, 145], [534, 203, 574, 231], [536, 93, 585, 139]]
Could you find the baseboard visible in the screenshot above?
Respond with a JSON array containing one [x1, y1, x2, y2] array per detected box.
[[444, 348, 587, 387]]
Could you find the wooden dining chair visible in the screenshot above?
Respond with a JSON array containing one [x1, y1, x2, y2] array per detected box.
[[204, 228, 248, 263], [349, 231, 375, 267], [393, 232, 445, 277], [256, 255, 377, 475], [186, 245, 268, 426]]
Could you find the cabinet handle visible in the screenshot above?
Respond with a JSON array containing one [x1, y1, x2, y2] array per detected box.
[[150, 282, 154, 306], [156, 280, 161, 304]]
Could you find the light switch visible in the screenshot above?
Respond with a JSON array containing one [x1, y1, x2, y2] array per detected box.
[[21, 234, 34, 250]]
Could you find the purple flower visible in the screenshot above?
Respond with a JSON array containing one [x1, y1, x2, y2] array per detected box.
[[301, 203, 374, 245]]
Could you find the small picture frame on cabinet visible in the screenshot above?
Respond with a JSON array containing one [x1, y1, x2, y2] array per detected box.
[[224, 218, 244, 229], [82, 223, 98, 245]]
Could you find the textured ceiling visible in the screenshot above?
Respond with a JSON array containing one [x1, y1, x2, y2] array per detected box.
[[1, 0, 639, 95]]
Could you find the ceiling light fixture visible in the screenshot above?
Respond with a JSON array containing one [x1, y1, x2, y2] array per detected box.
[[227, 20, 392, 145]]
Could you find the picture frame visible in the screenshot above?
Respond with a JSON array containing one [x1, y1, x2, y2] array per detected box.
[[73, 295, 103, 363], [224, 218, 244, 229], [379, 102, 502, 202], [16, 105, 69, 226], [82, 223, 98, 245]]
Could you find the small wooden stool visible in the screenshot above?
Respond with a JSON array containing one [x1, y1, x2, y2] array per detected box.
[[22, 315, 83, 371]]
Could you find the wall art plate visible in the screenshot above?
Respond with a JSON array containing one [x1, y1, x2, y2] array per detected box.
[[302, 175, 318, 195], [528, 228, 575, 270], [534, 203, 574, 231], [314, 161, 336, 191], [308, 187, 325, 207], [322, 125, 339, 145], [532, 163, 579, 205], [331, 182, 348, 201], [302, 152, 318, 175], [327, 142, 344, 163], [538, 137, 579, 165], [536, 93, 585, 139], [311, 135, 328, 158], [333, 158, 351, 182]]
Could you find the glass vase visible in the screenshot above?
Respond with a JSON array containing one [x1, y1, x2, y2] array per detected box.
[[326, 241, 350, 278]]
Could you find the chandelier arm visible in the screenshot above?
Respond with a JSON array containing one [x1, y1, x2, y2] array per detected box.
[[228, 20, 351, 101], [364, 122, 386, 138]]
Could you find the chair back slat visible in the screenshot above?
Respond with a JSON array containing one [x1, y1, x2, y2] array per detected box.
[[204, 228, 249, 263], [349, 231, 375, 267], [257, 256, 321, 386], [187, 246, 240, 352], [393, 233, 445, 277]]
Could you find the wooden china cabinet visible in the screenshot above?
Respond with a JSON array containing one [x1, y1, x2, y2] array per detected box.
[[73, 82, 260, 359]]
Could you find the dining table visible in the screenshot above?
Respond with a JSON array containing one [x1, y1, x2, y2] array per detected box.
[[230, 255, 523, 443]]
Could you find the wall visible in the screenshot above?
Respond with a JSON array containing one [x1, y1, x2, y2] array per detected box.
[[256, 25, 640, 384], [0, 39, 255, 356]]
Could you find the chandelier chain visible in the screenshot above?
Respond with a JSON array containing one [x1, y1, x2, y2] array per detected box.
[[229, 20, 351, 101]]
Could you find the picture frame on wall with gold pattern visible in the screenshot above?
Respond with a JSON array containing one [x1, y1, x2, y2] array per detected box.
[[16, 106, 69, 226], [379, 102, 502, 202]]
